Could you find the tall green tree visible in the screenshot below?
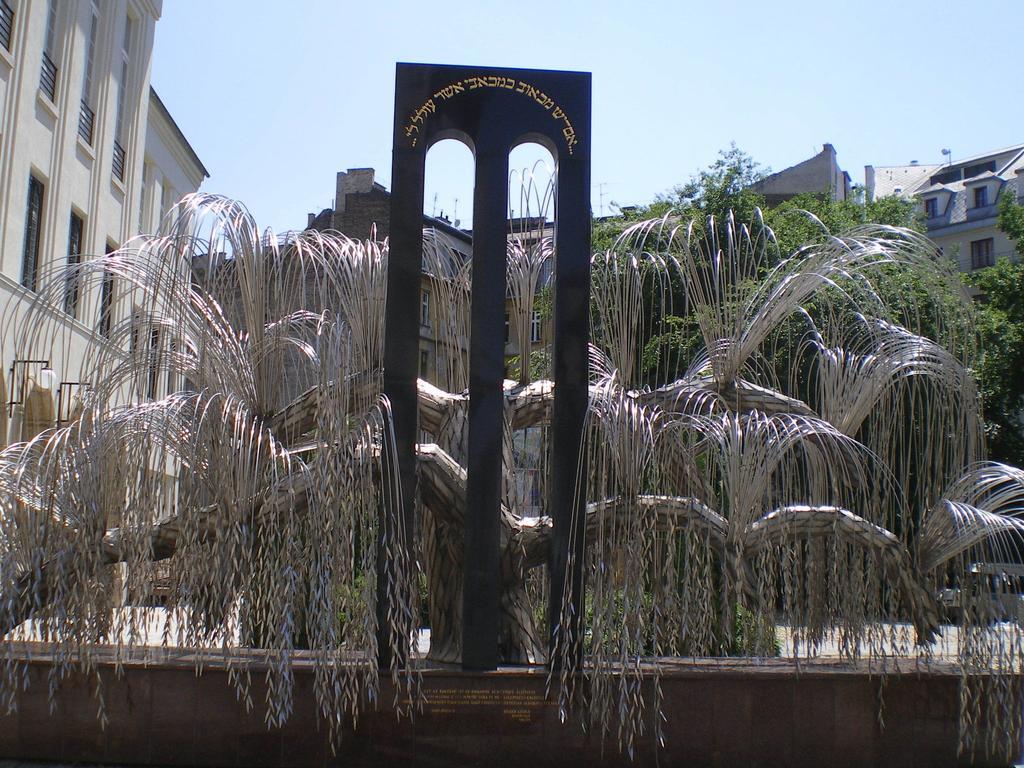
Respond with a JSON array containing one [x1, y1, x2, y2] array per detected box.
[[592, 144, 768, 252], [655, 143, 768, 225], [997, 188, 1024, 257], [969, 259, 1024, 466], [964, 187, 1024, 465], [763, 192, 922, 257]]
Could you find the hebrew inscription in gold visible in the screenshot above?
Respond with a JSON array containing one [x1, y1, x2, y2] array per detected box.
[[403, 76, 579, 155]]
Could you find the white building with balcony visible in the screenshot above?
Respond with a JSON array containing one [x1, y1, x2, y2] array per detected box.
[[865, 144, 1024, 272], [0, 0, 206, 444]]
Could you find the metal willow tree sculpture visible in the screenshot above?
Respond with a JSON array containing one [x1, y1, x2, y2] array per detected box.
[[1, 194, 1023, 756], [0, 196, 418, 734], [548, 214, 1024, 757]]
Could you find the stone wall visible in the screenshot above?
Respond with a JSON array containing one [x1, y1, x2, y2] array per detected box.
[[0, 655, 1015, 767]]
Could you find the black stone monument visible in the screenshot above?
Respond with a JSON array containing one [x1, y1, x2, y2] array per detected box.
[[383, 63, 591, 671]]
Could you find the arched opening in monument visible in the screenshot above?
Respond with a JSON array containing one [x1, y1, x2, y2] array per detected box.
[[414, 137, 563, 665], [504, 141, 558, 652], [508, 141, 556, 226], [506, 140, 556, 384], [422, 138, 474, 393], [423, 138, 475, 229], [417, 137, 476, 661]]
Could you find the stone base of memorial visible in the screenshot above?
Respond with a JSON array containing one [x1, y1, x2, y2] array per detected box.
[[0, 651, 1014, 767]]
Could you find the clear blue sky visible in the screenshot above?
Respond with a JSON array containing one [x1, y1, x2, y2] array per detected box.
[[152, 0, 1024, 234]]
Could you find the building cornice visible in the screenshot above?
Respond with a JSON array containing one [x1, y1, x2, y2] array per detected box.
[[137, 0, 162, 22], [926, 217, 1000, 237], [0, 273, 125, 357], [148, 88, 209, 182]]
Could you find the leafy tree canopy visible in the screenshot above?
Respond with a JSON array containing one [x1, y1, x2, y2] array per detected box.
[[589, 148, 1024, 468], [655, 142, 768, 224], [968, 259, 1024, 466], [592, 145, 922, 255], [763, 193, 922, 257], [997, 188, 1024, 257], [593, 144, 767, 252]]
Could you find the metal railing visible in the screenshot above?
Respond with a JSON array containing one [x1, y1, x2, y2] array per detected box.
[[78, 100, 95, 145], [40, 52, 57, 102], [112, 140, 126, 181], [0, 1, 13, 51]]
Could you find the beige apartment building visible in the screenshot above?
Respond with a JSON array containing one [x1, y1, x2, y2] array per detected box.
[[866, 144, 1024, 272], [0, 0, 206, 443]]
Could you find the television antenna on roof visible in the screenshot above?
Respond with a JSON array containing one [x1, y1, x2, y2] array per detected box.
[[596, 182, 609, 217]]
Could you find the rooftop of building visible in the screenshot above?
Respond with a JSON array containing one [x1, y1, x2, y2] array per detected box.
[[868, 163, 940, 199], [878, 143, 1024, 231], [869, 143, 1024, 200], [149, 88, 209, 180]]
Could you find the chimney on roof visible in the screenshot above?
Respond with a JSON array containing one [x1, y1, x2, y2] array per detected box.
[[307, 213, 314, 227], [335, 168, 376, 214]]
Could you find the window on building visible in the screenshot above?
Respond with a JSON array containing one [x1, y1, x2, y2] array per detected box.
[[129, 308, 141, 354], [112, 15, 135, 181], [129, 310, 158, 398], [138, 162, 149, 233], [111, 140, 126, 181], [964, 161, 996, 179], [970, 238, 994, 270], [924, 197, 938, 219], [21, 176, 44, 292], [973, 187, 989, 208], [39, 0, 58, 101], [0, 0, 14, 52], [419, 349, 430, 379], [77, 3, 99, 145], [447, 304, 458, 337], [167, 339, 178, 394], [129, 326, 163, 400], [99, 243, 116, 337], [420, 289, 430, 327], [98, 271, 114, 336], [530, 310, 541, 343], [64, 211, 83, 316], [540, 258, 553, 286], [158, 181, 168, 219], [147, 327, 160, 399]]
